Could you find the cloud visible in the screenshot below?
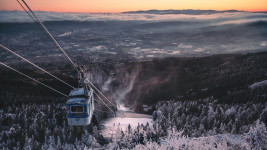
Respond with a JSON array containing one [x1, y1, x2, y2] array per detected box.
[[0, 10, 266, 60], [0, 11, 266, 26], [214, 18, 267, 25]]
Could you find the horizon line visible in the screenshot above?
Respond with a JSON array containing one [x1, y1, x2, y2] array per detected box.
[[1, 8, 267, 14]]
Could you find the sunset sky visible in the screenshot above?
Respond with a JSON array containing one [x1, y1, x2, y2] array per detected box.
[[0, 0, 267, 13]]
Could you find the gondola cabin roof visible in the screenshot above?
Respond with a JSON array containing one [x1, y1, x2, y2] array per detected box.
[[68, 88, 92, 97], [67, 88, 93, 105], [67, 97, 88, 104], [69, 88, 86, 96]]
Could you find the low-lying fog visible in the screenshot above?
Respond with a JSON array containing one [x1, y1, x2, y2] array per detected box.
[[0, 10, 267, 63]]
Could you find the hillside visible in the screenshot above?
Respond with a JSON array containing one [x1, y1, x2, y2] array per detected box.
[[107, 51, 267, 112], [1, 51, 267, 110], [1, 51, 267, 149]]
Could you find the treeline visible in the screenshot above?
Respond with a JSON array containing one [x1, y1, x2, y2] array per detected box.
[[0, 101, 109, 149], [1, 51, 267, 149], [102, 99, 267, 149], [0, 63, 77, 109], [108, 99, 267, 149], [1, 89, 266, 149], [132, 120, 267, 149], [152, 99, 267, 137]]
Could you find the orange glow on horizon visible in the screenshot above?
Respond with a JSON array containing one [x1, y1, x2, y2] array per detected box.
[[0, 0, 267, 13]]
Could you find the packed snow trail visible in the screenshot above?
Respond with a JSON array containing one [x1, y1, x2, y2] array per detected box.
[[100, 108, 152, 138]]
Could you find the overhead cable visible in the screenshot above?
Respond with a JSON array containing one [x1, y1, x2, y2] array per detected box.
[[86, 79, 116, 107], [94, 92, 116, 115], [17, 0, 64, 53], [0, 44, 75, 89], [95, 108, 107, 113], [18, 0, 78, 71], [0, 62, 68, 97]]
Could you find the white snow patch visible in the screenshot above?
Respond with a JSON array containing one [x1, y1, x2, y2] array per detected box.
[[178, 44, 193, 49], [194, 48, 205, 52], [261, 41, 267, 47], [140, 49, 151, 52], [117, 104, 129, 111], [58, 32, 72, 37], [101, 111, 152, 138], [146, 55, 154, 58], [135, 131, 250, 150], [249, 80, 267, 89], [132, 47, 141, 50], [201, 88, 208, 91], [91, 45, 105, 51], [129, 42, 137, 46], [6, 113, 15, 118], [169, 50, 180, 55], [105, 52, 117, 55]]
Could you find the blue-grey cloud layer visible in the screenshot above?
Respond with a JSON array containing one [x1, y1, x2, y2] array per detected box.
[[0, 10, 267, 61], [0, 10, 267, 25]]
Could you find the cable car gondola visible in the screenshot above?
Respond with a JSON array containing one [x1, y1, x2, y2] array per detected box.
[[67, 78, 94, 126]]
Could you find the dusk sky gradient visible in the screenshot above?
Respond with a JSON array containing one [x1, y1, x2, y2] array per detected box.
[[0, 0, 267, 13]]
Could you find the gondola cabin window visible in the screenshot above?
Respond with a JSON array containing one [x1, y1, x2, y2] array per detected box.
[[70, 105, 84, 116]]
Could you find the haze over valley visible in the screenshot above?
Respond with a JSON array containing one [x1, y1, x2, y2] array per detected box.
[[1, 10, 267, 64]]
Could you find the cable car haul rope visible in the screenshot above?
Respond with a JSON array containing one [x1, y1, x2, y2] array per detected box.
[[0, 44, 75, 89], [0, 62, 68, 97], [0, 0, 117, 126]]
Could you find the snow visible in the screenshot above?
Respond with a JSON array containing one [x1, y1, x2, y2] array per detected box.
[[91, 45, 105, 51], [201, 88, 208, 91], [5, 113, 15, 118], [105, 52, 117, 55], [58, 32, 72, 37], [66, 97, 87, 104], [194, 48, 205, 52], [169, 50, 180, 55], [101, 110, 153, 138], [69, 88, 91, 96], [117, 104, 129, 111], [134, 130, 250, 150], [178, 44, 193, 49], [146, 55, 154, 58], [249, 80, 267, 89]]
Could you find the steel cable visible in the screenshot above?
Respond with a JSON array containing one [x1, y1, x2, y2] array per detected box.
[[0, 44, 75, 89], [0, 62, 68, 97]]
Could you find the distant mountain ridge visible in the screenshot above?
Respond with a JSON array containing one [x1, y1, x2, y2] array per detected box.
[[123, 9, 242, 15]]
